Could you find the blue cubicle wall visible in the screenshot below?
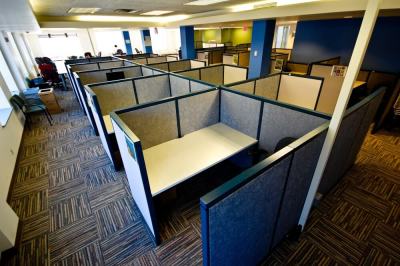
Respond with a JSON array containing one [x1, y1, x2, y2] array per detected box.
[[201, 87, 385, 265]]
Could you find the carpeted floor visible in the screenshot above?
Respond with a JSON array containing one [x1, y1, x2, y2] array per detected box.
[[1, 86, 399, 265]]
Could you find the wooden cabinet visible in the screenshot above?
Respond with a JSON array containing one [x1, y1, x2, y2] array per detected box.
[[38, 88, 62, 114]]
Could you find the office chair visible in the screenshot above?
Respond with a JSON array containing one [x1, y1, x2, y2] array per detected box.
[[10, 95, 53, 128]]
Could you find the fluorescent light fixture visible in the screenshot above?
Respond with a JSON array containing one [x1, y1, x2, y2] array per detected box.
[[77, 14, 189, 23], [140, 10, 173, 16], [68, 7, 101, 14], [231, 0, 319, 12], [185, 0, 229, 6], [276, 0, 319, 6]]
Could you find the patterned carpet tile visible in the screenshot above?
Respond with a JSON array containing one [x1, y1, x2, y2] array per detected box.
[[385, 204, 400, 230], [286, 238, 341, 265], [49, 159, 81, 188], [72, 126, 98, 145], [306, 219, 368, 265], [11, 176, 48, 199], [88, 181, 129, 211], [49, 216, 99, 263], [155, 226, 202, 266], [85, 164, 120, 191], [121, 250, 160, 266], [48, 142, 77, 161], [362, 246, 400, 266], [15, 160, 48, 184], [157, 207, 190, 242], [78, 142, 107, 163], [20, 141, 48, 160], [19, 233, 49, 266], [50, 193, 92, 232], [9, 189, 48, 220], [356, 173, 397, 200], [369, 222, 400, 261], [48, 177, 87, 204], [328, 200, 379, 241], [94, 197, 138, 239], [342, 186, 391, 220], [100, 222, 154, 266], [51, 242, 104, 266], [21, 211, 49, 242]]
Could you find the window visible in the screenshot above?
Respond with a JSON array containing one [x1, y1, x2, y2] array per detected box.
[[150, 28, 181, 55], [38, 33, 84, 60], [92, 30, 126, 56], [275, 25, 290, 48], [0, 84, 12, 127]]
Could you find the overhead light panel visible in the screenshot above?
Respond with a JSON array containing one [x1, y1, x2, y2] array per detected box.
[[231, 0, 319, 12], [140, 10, 173, 16], [68, 7, 101, 14], [77, 14, 189, 23], [185, 0, 229, 6], [114, 9, 138, 14], [276, 0, 320, 6]]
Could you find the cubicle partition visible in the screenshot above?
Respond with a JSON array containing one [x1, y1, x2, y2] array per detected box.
[[146, 59, 206, 72], [73, 64, 162, 135], [222, 51, 250, 67], [200, 87, 385, 266], [228, 73, 324, 111], [67, 59, 136, 112], [115, 53, 157, 60], [196, 48, 225, 65], [86, 73, 215, 169], [175, 64, 249, 85], [129, 55, 179, 65], [110, 86, 330, 245], [272, 48, 292, 61]]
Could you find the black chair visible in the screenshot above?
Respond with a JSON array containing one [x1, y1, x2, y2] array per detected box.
[[10, 95, 53, 127]]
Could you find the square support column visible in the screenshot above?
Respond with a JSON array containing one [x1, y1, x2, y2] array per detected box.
[[122, 31, 133, 55], [180, 26, 195, 60], [248, 19, 276, 79], [141, 29, 153, 54]]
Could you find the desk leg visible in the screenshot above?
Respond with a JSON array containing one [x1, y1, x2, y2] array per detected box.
[[60, 74, 67, 91]]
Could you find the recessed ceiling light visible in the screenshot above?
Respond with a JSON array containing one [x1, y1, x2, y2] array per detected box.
[[185, 0, 229, 6], [67, 7, 101, 14], [140, 10, 173, 16], [77, 14, 189, 23]]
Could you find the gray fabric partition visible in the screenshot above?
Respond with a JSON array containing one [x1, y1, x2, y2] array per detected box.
[[178, 90, 219, 135], [118, 66, 142, 78], [134, 75, 170, 103], [207, 156, 292, 266], [99, 61, 124, 69], [71, 63, 99, 72], [141, 67, 154, 76], [147, 57, 167, 64], [91, 80, 136, 115], [190, 81, 211, 92], [220, 90, 261, 139], [119, 102, 178, 149], [230, 81, 255, 94], [272, 130, 327, 247], [259, 103, 327, 152], [150, 63, 169, 71], [255, 75, 280, 100], [201, 66, 223, 85], [180, 69, 200, 80], [318, 105, 368, 195], [170, 75, 190, 96], [169, 60, 191, 72], [318, 90, 385, 195], [79, 70, 110, 84]]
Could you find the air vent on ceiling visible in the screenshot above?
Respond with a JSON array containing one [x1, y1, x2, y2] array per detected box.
[[114, 9, 138, 14], [67, 7, 101, 14]]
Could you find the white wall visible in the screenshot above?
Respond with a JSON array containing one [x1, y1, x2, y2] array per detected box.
[[150, 27, 181, 55], [0, 44, 23, 252], [89, 29, 125, 56], [129, 29, 144, 54]]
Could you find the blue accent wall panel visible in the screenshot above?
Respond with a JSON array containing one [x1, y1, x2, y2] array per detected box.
[[292, 17, 400, 73], [122, 31, 133, 55], [248, 19, 276, 79], [180, 26, 195, 59], [141, 29, 153, 54]]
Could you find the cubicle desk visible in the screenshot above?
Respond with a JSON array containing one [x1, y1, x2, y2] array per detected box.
[[145, 123, 257, 196], [103, 115, 114, 134]]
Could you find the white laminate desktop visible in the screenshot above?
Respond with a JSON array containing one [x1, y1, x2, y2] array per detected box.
[[144, 123, 258, 196], [353, 80, 367, 89], [103, 115, 114, 134]]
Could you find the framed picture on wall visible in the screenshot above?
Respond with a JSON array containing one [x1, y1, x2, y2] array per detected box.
[[331, 65, 347, 77]]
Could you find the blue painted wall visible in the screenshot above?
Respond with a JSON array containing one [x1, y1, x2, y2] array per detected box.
[[141, 29, 153, 54], [122, 31, 133, 55], [248, 19, 276, 79], [291, 17, 400, 73], [180, 26, 195, 59]]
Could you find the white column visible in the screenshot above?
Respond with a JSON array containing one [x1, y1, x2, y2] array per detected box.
[[0, 32, 25, 91], [299, 0, 382, 228], [12, 32, 35, 78], [21, 33, 39, 75], [0, 48, 19, 95]]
